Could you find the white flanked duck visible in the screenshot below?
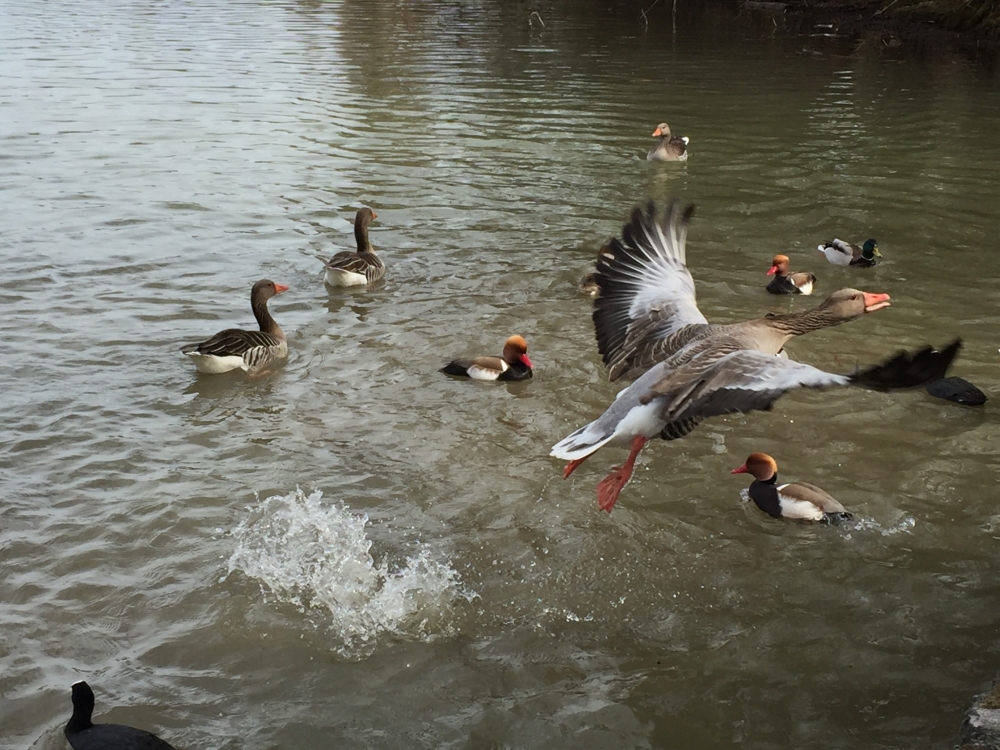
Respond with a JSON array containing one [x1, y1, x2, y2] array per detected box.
[[65, 681, 176, 750], [323, 207, 385, 287], [440, 335, 533, 381], [181, 279, 289, 374], [646, 122, 689, 162], [766, 254, 816, 295], [550, 200, 960, 513], [817, 237, 881, 267], [731, 453, 852, 522]]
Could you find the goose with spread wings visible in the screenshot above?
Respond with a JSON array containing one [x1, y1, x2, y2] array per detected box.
[[550, 201, 960, 513]]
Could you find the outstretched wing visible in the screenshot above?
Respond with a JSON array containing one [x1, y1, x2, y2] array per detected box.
[[648, 340, 962, 424], [592, 200, 711, 382]]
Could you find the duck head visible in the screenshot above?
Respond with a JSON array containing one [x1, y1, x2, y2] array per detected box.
[[731, 452, 778, 481], [502, 335, 533, 369], [767, 254, 790, 276], [861, 239, 880, 260]]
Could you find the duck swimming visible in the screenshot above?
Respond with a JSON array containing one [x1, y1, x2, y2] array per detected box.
[[818, 238, 880, 268], [766, 254, 816, 295], [731, 452, 852, 522], [440, 335, 533, 381]]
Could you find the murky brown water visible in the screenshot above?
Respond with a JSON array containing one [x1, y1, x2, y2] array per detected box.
[[3, 1, 1000, 748]]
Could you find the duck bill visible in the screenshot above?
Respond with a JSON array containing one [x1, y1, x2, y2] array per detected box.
[[862, 292, 891, 312], [521, 354, 534, 369], [730, 464, 749, 475], [274, 283, 290, 294], [766, 265, 778, 276], [652, 127, 663, 137]]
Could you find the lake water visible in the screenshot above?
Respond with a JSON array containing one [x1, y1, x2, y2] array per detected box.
[[3, 1, 999, 748]]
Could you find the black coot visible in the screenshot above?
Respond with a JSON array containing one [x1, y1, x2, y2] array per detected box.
[[65, 681, 177, 750]]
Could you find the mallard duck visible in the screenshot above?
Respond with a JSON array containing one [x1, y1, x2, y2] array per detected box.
[[817, 238, 880, 267]]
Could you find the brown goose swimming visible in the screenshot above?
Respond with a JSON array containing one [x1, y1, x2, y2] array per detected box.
[[646, 122, 689, 162], [551, 200, 960, 513], [323, 207, 385, 287], [440, 335, 533, 381], [181, 279, 289, 374], [766, 254, 816, 295], [731, 452, 852, 522]]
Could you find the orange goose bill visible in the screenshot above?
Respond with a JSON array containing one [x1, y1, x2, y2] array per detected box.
[[766, 254, 816, 296], [731, 453, 852, 522], [180, 279, 289, 375], [552, 200, 961, 513], [323, 207, 385, 287], [440, 335, 533, 382]]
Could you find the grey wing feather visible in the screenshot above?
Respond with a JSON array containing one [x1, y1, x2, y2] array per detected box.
[[325, 251, 386, 282], [650, 349, 850, 424], [185, 328, 282, 358], [593, 201, 710, 382]]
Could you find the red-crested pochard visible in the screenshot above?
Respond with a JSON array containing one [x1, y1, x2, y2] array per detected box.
[[440, 335, 533, 381], [731, 453, 852, 522], [817, 238, 881, 267], [551, 200, 960, 513], [181, 279, 289, 374], [766, 254, 816, 295], [647, 122, 689, 162], [323, 207, 385, 287]]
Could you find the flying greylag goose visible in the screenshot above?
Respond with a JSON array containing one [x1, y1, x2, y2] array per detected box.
[[731, 453, 852, 522], [181, 279, 289, 374], [66, 681, 177, 750], [646, 122, 689, 162], [766, 254, 816, 295], [440, 335, 533, 381], [551, 200, 960, 513], [323, 207, 385, 287], [817, 238, 880, 267]]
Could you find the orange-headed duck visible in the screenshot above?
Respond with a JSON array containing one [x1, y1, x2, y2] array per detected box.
[[551, 200, 960, 513], [731, 452, 852, 522], [767, 254, 816, 295], [441, 335, 533, 381], [181, 279, 288, 374]]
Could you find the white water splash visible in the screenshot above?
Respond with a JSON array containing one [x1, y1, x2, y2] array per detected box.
[[227, 488, 472, 654]]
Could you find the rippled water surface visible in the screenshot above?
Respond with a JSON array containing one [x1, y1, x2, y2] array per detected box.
[[3, 1, 1000, 747]]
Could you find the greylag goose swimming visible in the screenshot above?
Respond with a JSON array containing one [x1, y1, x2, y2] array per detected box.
[[440, 335, 533, 381], [577, 244, 614, 297], [181, 279, 288, 374], [550, 200, 960, 513], [766, 254, 816, 295], [731, 453, 852, 522], [65, 681, 177, 750], [646, 122, 689, 162], [323, 207, 384, 287], [818, 238, 880, 267]]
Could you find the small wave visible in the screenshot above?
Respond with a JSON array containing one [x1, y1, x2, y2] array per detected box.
[[227, 488, 473, 655]]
